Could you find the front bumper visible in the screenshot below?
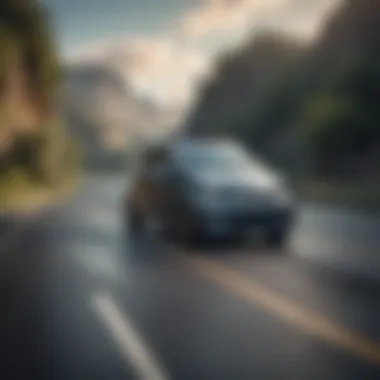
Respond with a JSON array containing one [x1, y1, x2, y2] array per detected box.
[[197, 207, 295, 237]]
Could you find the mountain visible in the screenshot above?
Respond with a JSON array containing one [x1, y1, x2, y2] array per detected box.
[[313, 0, 380, 62], [186, 0, 380, 181], [186, 31, 306, 136], [63, 61, 178, 169]]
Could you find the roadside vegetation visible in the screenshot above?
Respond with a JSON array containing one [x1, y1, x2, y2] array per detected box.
[[294, 181, 380, 212], [186, 0, 380, 210], [0, 0, 81, 212]]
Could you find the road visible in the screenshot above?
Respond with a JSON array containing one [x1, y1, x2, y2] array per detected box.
[[0, 175, 380, 380]]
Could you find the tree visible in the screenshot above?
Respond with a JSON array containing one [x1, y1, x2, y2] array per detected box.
[[297, 95, 358, 177]]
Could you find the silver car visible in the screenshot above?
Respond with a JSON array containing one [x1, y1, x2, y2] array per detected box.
[[127, 137, 296, 248]]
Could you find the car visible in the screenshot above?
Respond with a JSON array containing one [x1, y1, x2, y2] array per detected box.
[[126, 137, 297, 249]]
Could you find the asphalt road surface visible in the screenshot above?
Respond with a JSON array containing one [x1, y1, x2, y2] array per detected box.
[[0, 175, 380, 380]]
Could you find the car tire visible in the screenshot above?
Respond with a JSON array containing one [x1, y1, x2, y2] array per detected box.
[[173, 214, 200, 248], [265, 226, 289, 250], [129, 207, 142, 235]]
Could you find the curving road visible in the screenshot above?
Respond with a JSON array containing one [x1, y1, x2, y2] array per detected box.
[[0, 175, 380, 380]]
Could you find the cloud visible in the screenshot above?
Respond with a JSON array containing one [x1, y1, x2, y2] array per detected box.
[[69, 0, 340, 109], [179, 0, 288, 39]]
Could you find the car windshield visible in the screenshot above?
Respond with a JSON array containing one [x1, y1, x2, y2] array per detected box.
[[185, 146, 247, 171], [176, 141, 274, 180]]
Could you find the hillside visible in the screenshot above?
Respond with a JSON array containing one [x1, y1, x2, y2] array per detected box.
[[1, 0, 58, 148], [187, 32, 306, 136], [186, 0, 380, 182], [0, 0, 80, 210]]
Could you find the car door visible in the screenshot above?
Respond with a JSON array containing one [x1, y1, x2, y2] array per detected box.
[[155, 157, 180, 224], [138, 146, 173, 221], [159, 158, 195, 237], [127, 151, 150, 221]]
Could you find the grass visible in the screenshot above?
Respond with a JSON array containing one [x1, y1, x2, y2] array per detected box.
[[0, 168, 80, 214], [295, 180, 380, 213]]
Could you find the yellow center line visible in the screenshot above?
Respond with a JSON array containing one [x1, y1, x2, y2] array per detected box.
[[184, 255, 380, 367]]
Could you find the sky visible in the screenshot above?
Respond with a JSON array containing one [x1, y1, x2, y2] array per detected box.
[[44, 0, 341, 107]]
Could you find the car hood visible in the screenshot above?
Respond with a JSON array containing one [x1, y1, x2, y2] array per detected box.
[[187, 168, 282, 194]]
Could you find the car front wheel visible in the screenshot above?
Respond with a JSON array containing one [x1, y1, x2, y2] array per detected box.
[[128, 206, 143, 234], [265, 226, 290, 250]]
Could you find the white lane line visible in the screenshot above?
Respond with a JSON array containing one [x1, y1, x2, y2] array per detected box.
[[91, 292, 170, 380]]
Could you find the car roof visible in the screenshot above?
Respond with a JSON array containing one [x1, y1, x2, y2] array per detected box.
[[170, 136, 243, 157], [135, 136, 244, 165], [172, 135, 237, 149]]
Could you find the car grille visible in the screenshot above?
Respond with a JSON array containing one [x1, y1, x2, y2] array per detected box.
[[219, 188, 275, 208]]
